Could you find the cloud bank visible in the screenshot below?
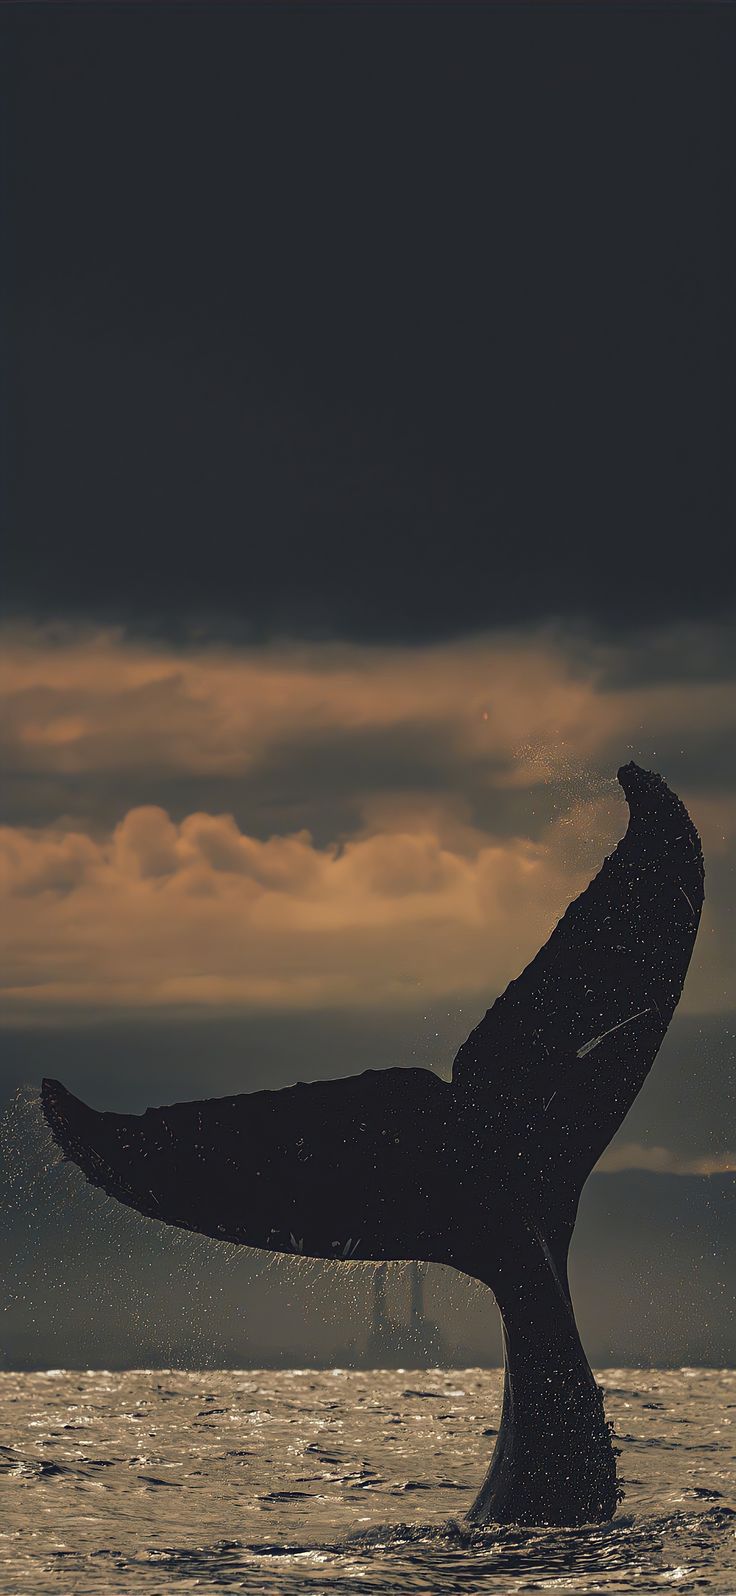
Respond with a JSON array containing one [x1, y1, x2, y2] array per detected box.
[[0, 621, 734, 1024], [0, 801, 597, 1020]]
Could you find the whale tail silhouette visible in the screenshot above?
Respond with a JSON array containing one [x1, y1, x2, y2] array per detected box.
[[41, 763, 704, 1525]]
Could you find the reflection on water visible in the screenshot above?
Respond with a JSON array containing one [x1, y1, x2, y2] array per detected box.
[[2, 1367, 734, 1593]]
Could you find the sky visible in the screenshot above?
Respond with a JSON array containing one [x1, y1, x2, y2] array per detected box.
[[1, 2, 734, 1365]]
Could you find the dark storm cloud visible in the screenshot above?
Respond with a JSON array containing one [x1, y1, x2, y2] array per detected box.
[[4, 4, 732, 642], [584, 622, 736, 692]]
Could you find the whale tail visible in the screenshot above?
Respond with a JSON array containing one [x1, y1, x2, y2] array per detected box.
[[40, 764, 704, 1525]]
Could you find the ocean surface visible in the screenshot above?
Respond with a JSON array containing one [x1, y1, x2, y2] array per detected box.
[[1, 1367, 734, 1595]]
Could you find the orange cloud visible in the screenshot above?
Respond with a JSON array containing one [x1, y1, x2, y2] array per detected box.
[[596, 1142, 736, 1175], [2, 620, 733, 786], [1, 621, 734, 1023], [0, 804, 590, 1020], [0, 796, 727, 1023]]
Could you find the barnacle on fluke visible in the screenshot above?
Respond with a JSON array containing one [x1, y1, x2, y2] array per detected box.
[[42, 764, 704, 1526]]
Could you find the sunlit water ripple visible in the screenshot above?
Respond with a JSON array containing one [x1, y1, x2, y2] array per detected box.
[[2, 1367, 734, 1594]]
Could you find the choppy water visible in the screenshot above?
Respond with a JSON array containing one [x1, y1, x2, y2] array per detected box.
[[1, 1367, 735, 1594]]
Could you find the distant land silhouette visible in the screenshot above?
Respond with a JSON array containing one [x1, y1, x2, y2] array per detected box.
[[42, 764, 704, 1525]]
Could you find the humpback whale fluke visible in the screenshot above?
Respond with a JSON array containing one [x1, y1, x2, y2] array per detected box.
[[41, 763, 704, 1526]]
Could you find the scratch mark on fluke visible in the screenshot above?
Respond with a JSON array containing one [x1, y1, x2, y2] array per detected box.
[[40, 764, 704, 1528], [576, 1008, 653, 1059]]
